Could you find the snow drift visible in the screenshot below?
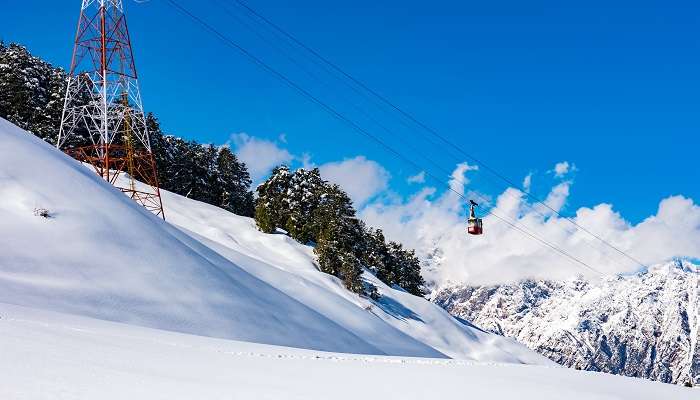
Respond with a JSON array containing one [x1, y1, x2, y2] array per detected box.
[[1, 302, 695, 400], [0, 117, 546, 363]]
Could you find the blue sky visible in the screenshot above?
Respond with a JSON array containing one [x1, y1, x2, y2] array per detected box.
[[3, 0, 699, 224]]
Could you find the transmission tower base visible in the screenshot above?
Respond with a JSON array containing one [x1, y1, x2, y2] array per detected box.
[[66, 145, 165, 219]]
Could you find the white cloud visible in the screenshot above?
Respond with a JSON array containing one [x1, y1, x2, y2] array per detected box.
[[523, 173, 533, 192], [538, 181, 571, 214], [229, 133, 293, 182], [552, 161, 576, 178], [437, 162, 480, 212], [319, 156, 390, 207], [225, 135, 699, 287], [300, 152, 314, 169], [448, 162, 479, 194], [361, 162, 700, 287], [407, 171, 426, 184]]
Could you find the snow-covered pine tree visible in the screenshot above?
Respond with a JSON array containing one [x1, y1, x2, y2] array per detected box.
[[392, 245, 426, 296], [312, 184, 365, 293], [311, 183, 356, 227], [255, 165, 292, 233], [361, 228, 396, 284], [254, 168, 425, 297], [315, 214, 365, 293], [358, 229, 425, 296], [284, 168, 325, 244], [0, 43, 52, 138], [33, 64, 67, 143], [0, 42, 89, 146]]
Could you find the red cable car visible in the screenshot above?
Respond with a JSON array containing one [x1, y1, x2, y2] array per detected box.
[[467, 200, 483, 235]]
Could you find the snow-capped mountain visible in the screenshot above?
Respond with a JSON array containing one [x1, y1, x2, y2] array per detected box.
[[433, 259, 700, 385]]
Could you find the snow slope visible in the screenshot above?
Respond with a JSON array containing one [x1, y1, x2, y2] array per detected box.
[[160, 175, 545, 362], [0, 303, 695, 400], [0, 117, 544, 363]]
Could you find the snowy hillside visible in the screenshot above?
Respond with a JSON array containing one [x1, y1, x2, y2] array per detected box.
[[434, 260, 700, 385], [0, 116, 545, 363], [1, 302, 696, 400]]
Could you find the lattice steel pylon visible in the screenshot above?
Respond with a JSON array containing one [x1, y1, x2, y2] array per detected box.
[[57, 0, 165, 219]]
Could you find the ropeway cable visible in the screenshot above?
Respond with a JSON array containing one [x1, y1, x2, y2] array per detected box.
[[227, 0, 648, 272], [164, 0, 606, 276]]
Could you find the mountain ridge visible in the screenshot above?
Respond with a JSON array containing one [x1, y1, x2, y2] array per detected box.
[[433, 259, 700, 385]]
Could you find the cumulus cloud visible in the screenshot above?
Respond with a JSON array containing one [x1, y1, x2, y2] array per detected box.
[[538, 181, 571, 214], [319, 156, 390, 207], [407, 171, 426, 184], [361, 162, 700, 287], [449, 162, 479, 193], [229, 133, 293, 182], [552, 161, 576, 178], [225, 133, 698, 288]]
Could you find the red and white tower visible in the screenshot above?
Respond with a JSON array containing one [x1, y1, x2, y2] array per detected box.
[[58, 0, 164, 218]]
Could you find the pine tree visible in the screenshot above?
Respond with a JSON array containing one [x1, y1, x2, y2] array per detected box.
[[0, 43, 89, 146], [215, 147, 254, 217], [146, 113, 172, 189], [312, 184, 365, 293], [311, 184, 356, 230], [315, 215, 365, 293], [255, 165, 292, 233], [200, 144, 220, 203], [164, 138, 198, 198], [393, 246, 426, 296], [359, 228, 426, 296], [252, 166, 426, 297], [164, 142, 216, 204], [284, 168, 325, 243], [361, 228, 395, 284], [0, 43, 52, 137]]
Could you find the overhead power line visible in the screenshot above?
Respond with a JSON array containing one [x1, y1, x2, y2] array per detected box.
[[211, 0, 633, 274], [209, 0, 632, 274], [230, 0, 648, 272], [164, 0, 605, 276]]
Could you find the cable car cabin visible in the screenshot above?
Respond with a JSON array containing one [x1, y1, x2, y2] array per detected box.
[[468, 217, 483, 235], [467, 199, 483, 235]]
